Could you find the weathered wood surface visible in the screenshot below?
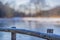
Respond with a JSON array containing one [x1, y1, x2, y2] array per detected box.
[[0, 28, 60, 40], [11, 27, 16, 40]]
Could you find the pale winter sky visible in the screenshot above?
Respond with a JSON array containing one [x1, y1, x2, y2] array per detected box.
[[0, 0, 60, 10]]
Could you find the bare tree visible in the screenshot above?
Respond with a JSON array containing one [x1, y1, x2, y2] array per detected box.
[[30, 0, 47, 17], [4, 2, 14, 18]]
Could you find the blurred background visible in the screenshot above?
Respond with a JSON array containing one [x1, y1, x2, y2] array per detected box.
[[0, 0, 60, 17], [0, 0, 60, 40]]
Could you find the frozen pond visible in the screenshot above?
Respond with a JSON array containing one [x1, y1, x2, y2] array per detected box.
[[0, 18, 60, 40]]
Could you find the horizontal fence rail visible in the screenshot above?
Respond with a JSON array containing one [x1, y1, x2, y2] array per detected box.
[[0, 27, 60, 40]]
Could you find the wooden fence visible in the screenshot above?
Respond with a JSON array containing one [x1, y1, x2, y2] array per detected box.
[[0, 27, 60, 40]]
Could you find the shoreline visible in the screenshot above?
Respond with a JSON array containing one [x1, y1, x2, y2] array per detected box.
[[0, 17, 60, 24]]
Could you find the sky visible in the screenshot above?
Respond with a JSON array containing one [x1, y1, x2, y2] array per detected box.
[[45, 0, 60, 8], [0, 0, 60, 10]]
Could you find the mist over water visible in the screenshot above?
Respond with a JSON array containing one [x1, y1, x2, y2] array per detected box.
[[0, 18, 60, 40]]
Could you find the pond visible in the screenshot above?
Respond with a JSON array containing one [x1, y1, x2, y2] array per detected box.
[[0, 18, 60, 40]]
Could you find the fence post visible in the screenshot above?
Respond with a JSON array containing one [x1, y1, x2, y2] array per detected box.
[[47, 29, 53, 40], [11, 27, 16, 40]]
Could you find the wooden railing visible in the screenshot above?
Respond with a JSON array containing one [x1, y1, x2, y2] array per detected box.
[[0, 27, 60, 40]]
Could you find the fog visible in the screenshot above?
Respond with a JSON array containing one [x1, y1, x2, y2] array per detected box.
[[1, 0, 60, 11]]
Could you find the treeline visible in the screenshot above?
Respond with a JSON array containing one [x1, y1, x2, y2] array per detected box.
[[0, 1, 39, 18], [34, 6, 60, 17], [0, 1, 25, 18], [0, 1, 60, 18]]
